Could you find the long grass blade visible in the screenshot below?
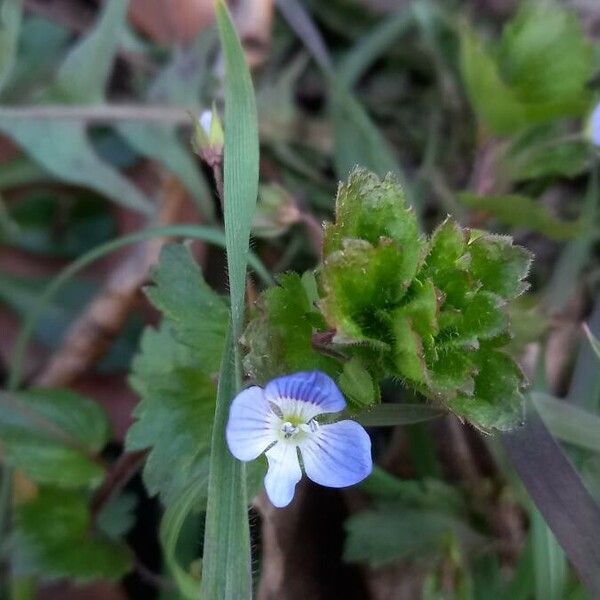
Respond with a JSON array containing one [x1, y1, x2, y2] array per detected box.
[[200, 2, 260, 598]]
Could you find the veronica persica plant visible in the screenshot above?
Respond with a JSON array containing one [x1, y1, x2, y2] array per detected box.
[[226, 371, 372, 507]]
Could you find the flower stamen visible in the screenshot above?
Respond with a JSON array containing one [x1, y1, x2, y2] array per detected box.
[[281, 421, 299, 439]]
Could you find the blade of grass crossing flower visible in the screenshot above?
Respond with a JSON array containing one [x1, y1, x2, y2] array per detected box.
[[200, 2, 259, 598], [201, 331, 252, 598]]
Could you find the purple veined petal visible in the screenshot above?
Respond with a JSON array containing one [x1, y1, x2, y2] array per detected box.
[[226, 386, 276, 461], [299, 420, 372, 488], [265, 371, 346, 421], [264, 442, 302, 508], [590, 101, 600, 147]]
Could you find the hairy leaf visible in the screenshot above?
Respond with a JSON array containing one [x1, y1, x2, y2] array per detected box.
[[126, 323, 215, 506], [448, 346, 525, 431], [243, 272, 338, 383], [127, 244, 226, 504], [144, 244, 229, 374]]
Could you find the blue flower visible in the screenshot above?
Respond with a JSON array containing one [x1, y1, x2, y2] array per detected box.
[[589, 101, 600, 147], [226, 371, 373, 508]]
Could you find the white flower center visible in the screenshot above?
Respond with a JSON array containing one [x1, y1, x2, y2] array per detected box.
[[278, 418, 319, 441], [281, 421, 299, 438]]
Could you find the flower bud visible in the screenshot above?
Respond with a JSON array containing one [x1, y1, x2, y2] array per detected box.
[[191, 105, 224, 166]]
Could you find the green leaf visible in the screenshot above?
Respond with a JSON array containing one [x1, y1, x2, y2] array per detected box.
[[438, 291, 508, 347], [391, 278, 439, 383], [339, 357, 379, 409], [0, 119, 153, 214], [12, 488, 132, 582], [243, 272, 339, 383], [126, 238, 226, 508], [320, 239, 407, 346], [460, 5, 593, 135], [201, 2, 258, 598], [448, 346, 525, 431], [458, 192, 583, 241], [324, 169, 421, 268], [0, 0, 23, 96], [126, 323, 215, 505], [421, 218, 472, 308], [0, 389, 109, 489], [498, 5, 592, 118], [360, 467, 466, 514], [144, 244, 229, 375], [459, 27, 526, 135], [45, 0, 128, 104], [429, 347, 476, 394], [506, 125, 590, 182], [468, 231, 532, 300], [344, 505, 480, 567]]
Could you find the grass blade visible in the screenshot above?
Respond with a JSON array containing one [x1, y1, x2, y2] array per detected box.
[[200, 2, 259, 598], [502, 407, 600, 596], [200, 331, 252, 598], [218, 0, 260, 341]]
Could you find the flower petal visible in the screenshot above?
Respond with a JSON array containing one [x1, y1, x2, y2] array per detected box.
[[226, 386, 276, 461], [265, 371, 346, 421], [299, 420, 372, 488], [264, 442, 302, 508], [590, 102, 600, 147]]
